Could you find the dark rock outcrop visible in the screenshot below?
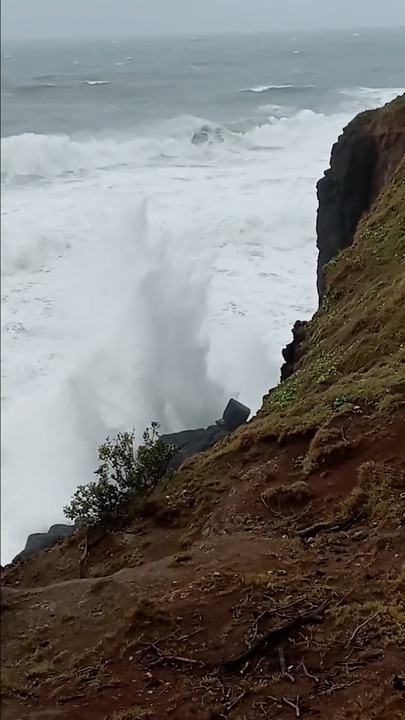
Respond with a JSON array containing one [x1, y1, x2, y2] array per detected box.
[[161, 398, 250, 470], [316, 94, 405, 297], [280, 320, 308, 381], [191, 124, 224, 145], [13, 523, 76, 563]]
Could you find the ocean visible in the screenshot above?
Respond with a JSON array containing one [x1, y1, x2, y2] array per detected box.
[[1, 29, 404, 564]]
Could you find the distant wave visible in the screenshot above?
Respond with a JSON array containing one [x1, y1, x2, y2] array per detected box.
[[35, 73, 61, 81], [240, 84, 315, 94], [339, 86, 404, 99], [18, 83, 58, 93], [15, 79, 111, 94]]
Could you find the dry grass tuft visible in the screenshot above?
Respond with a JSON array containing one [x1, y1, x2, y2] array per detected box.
[[264, 481, 314, 506], [302, 426, 354, 475], [123, 596, 169, 631], [341, 461, 404, 529]]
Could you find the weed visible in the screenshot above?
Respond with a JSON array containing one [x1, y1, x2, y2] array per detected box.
[[332, 395, 349, 410]]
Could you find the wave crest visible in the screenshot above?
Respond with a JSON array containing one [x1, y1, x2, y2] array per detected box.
[[240, 84, 315, 94]]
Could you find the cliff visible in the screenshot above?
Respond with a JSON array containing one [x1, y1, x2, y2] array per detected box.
[[316, 93, 405, 296], [280, 93, 405, 382], [1, 97, 405, 720]]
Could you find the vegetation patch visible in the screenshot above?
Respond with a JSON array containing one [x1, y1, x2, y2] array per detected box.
[[64, 423, 177, 528], [340, 460, 404, 530], [263, 480, 314, 507], [302, 426, 354, 475]]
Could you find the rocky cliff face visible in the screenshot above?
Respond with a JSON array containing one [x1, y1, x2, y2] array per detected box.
[[316, 93, 405, 297], [278, 94, 405, 383]]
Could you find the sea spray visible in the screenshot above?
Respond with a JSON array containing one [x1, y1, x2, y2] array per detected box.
[[1, 201, 228, 563]]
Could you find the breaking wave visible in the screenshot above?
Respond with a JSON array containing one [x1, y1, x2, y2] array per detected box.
[[240, 84, 315, 94]]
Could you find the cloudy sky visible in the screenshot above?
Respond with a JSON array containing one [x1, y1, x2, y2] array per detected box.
[[2, 0, 405, 40]]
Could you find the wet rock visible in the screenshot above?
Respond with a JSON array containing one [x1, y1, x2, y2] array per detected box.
[[191, 125, 224, 145], [161, 398, 250, 470], [280, 320, 308, 381]]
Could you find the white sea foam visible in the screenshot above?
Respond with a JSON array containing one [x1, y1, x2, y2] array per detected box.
[[1, 87, 403, 564], [241, 84, 315, 93]]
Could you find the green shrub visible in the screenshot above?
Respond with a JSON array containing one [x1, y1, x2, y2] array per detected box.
[[64, 423, 177, 527]]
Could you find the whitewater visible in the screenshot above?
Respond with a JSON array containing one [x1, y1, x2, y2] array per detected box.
[[1, 31, 404, 564]]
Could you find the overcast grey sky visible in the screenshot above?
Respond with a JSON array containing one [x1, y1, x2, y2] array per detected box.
[[2, 0, 405, 40]]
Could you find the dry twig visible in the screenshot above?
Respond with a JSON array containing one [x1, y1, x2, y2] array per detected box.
[[225, 691, 246, 712], [78, 534, 89, 579], [300, 661, 319, 683], [283, 694, 301, 717], [347, 611, 380, 645], [150, 653, 204, 668]]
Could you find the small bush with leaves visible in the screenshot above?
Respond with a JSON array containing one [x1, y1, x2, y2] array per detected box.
[[64, 422, 177, 527]]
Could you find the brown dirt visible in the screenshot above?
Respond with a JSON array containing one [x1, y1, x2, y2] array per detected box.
[[2, 412, 404, 720]]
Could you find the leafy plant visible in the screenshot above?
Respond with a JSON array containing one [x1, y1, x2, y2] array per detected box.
[[332, 395, 349, 410], [64, 423, 177, 527]]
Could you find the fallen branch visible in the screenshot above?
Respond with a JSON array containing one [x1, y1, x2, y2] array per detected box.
[[317, 680, 358, 696], [136, 629, 181, 659], [220, 601, 328, 671], [58, 694, 86, 705], [296, 513, 362, 540], [150, 652, 204, 668], [250, 599, 303, 634]]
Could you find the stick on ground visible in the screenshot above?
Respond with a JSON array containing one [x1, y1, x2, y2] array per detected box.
[[220, 601, 328, 671], [348, 611, 380, 645]]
